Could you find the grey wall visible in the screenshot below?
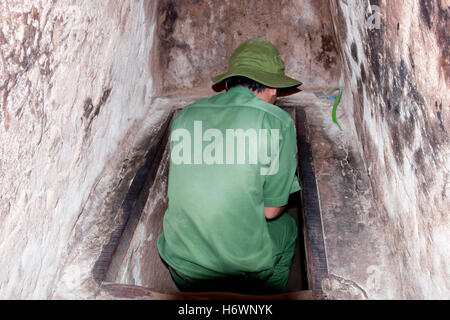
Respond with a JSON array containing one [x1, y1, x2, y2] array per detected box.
[[155, 0, 341, 91], [0, 0, 161, 298], [328, 0, 449, 299]]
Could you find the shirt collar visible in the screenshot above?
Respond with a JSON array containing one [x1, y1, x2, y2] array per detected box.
[[227, 86, 256, 97]]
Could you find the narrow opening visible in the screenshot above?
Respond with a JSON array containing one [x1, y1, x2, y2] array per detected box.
[[95, 105, 327, 299], [285, 191, 309, 292]]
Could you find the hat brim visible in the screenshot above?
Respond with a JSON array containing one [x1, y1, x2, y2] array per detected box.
[[212, 67, 302, 89]]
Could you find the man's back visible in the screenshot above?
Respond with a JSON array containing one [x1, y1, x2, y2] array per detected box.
[[157, 86, 300, 283]]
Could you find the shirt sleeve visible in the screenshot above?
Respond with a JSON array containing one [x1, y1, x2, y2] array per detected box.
[[261, 114, 301, 208]]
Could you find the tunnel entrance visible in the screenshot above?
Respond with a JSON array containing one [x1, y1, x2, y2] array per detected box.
[[93, 105, 328, 300]]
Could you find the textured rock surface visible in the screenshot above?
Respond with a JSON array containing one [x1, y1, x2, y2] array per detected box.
[[0, 0, 160, 299], [155, 0, 341, 91], [328, 0, 449, 299]]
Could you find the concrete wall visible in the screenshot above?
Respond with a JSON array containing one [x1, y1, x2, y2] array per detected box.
[[156, 0, 341, 91], [0, 0, 161, 299], [328, 0, 449, 299]]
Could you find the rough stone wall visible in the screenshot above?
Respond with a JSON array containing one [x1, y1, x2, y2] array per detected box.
[[0, 0, 160, 299], [156, 0, 341, 91], [329, 0, 449, 299]]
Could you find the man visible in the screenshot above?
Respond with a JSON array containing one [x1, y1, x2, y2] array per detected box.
[[157, 38, 302, 294]]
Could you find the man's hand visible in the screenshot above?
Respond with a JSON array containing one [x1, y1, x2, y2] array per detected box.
[[264, 206, 285, 220]]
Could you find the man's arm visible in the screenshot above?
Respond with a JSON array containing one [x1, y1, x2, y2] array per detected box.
[[264, 206, 285, 220], [261, 115, 300, 220]]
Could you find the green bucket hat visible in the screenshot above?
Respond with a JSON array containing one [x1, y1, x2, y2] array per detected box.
[[212, 38, 302, 88]]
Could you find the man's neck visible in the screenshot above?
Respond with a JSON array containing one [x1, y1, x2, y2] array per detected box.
[[252, 88, 277, 104]]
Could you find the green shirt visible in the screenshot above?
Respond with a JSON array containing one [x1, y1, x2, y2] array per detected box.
[[157, 86, 300, 279]]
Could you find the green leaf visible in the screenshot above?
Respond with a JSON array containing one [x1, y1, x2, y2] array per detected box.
[[332, 89, 343, 131]]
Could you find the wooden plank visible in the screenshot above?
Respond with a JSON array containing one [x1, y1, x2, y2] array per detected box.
[[294, 107, 329, 300], [101, 283, 314, 300], [282, 107, 308, 292]]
